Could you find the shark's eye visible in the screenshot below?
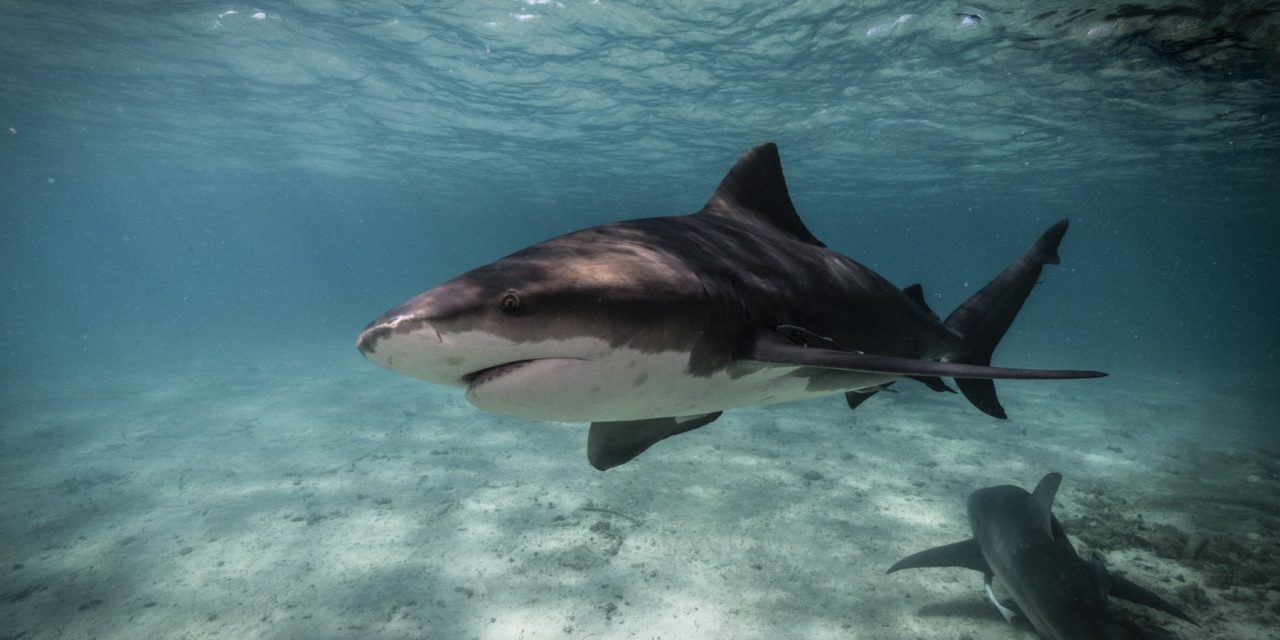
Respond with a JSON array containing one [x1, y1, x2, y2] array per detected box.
[[500, 292, 522, 313]]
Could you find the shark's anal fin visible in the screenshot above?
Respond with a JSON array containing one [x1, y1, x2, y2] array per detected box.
[[984, 574, 1018, 624], [747, 329, 1107, 381], [909, 376, 957, 393], [886, 538, 989, 574], [587, 412, 722, 471]]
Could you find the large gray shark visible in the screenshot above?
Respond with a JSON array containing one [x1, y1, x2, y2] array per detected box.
[[357, 144, 1104, 470], [888, 473, 1198, 639]]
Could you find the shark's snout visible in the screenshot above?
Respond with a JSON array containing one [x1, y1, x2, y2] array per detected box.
[[358, 278, 489, 359], [355, 309, 470, 387], [356, 322, 384, 355], [356, 310, 442, 358]]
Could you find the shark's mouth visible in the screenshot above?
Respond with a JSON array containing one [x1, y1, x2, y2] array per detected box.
[[464, 360, 538, 389]]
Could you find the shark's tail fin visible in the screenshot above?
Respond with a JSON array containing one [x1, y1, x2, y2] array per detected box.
[[944, 220, 1070, 419]]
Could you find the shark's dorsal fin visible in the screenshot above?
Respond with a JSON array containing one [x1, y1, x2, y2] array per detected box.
[[1032, 472, 1063, 538], [700, 143, 826, 247]]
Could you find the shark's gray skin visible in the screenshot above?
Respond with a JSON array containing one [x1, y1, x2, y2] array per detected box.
[[888, 473, 1198, 639], [357, 144, 1105, 470]]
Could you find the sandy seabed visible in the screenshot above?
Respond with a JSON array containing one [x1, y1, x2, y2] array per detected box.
[[1, 346, 1276, 640]]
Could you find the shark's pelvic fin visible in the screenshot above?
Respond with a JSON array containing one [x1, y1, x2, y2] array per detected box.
[[845, 388, 877, 410], [944, 220, 1071, 419], [886, 538, 990, 574], [844, 382, 896, 410], [587, 412, 722, 471], [984, 575, 1018, 624], [699, 143, 826, 247]]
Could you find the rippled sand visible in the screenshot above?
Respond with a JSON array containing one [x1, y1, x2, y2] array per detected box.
[[1, 347, 1274, 639]]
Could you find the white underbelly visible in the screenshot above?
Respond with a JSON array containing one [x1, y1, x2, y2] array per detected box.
[[465, 347, 894, 422]]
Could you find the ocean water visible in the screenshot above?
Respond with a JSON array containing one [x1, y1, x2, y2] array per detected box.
[[1, 2, 1278, 639]]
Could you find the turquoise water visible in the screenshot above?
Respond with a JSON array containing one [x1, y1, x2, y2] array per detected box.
[[2, 1, 1278, 381], [2, 2, 1278, 638]]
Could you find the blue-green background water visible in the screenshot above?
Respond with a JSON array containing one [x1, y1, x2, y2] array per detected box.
[[3, 0, 1278, 390], [2, 3, 1279, 638]]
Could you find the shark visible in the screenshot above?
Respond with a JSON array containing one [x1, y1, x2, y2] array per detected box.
[[357, 143, 1105, 470], [887, 473, 1198, 639]]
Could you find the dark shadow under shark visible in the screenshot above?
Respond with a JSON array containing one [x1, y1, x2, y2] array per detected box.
[[888, 473, 1198, 639], [358, 144, 1106, 470]]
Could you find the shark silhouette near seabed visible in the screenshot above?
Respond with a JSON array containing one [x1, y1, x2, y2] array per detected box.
[[358, 144, 1106, 470], [888, 473, 1199, 639]]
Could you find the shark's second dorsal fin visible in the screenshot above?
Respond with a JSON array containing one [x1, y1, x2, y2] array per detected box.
[[902, 284, 940, 320], [1032, 472, 1063, 538], [700, 143, 826, 247]]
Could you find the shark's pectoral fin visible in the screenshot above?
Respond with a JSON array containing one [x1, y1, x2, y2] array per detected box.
[[1107, 570, 1199, 626], [746, 329, 1107, 382], [886, 538, 989, 574], [587, 412, 722, 471]]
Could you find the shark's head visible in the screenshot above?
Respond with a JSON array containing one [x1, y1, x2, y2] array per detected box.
[[356, 224, 714, 421]]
